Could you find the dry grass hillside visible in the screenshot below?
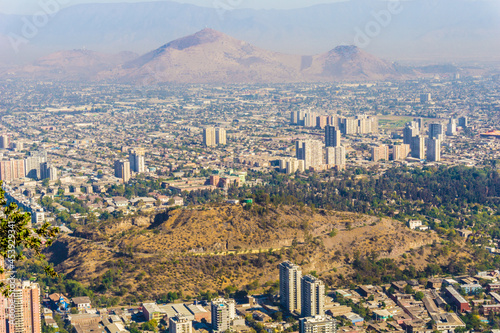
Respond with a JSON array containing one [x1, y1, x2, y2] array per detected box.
[[45, 204, 460, 301]]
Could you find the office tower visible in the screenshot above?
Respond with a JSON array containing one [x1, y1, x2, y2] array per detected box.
[[203, 127, 216, 147], [446, 118, 457, 136], [10, 280, 41, 333], [114, 160, 131, 183], [215, 128, 226, 145], [129, 148, 146, 173], [428, 123, 444, 141], [420, 93, 431, 103], [169, 315, 193, 333], [296, 140, 323, 170], [390, 144, 410, 161], [316, 116, 328, 129], [25, 151, 47, 180], [325, 125, 340, 148], [458, 116, 468, 128], [0, 135, 9, 149], [301, 275, 325, 317], [371, 145, 389, 162], [403, 122, 419, 145], [211, 298, 235, 332], [299, 316, 336, 333], [325, 146, 346, 168], [279, 261, 302, 314], [411, 135, 425, 160], [427, 138, 441, 162]]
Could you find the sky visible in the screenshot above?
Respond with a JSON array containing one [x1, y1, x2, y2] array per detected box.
[[0, 0, 348, 14]]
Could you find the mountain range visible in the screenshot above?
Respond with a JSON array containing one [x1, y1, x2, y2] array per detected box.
[[2, 28, 411, 83], [0, 0, 499, 65]]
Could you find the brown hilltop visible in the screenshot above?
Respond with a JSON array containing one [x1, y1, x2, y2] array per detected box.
[[43, 204, 450, 300]]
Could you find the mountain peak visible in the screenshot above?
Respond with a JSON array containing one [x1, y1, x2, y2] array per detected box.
[[164, 28, 230, 51], [331, 45, 361, 57]]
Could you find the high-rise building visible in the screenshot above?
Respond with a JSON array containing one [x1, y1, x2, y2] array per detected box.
[[291, 111, 306, 125], [0, 160, 25, 182], [169, 315, 193, 333], [403, 122, 419, 145], [390, 144, 410, 161], [114, 160, 131, 183], [428, 123, 444, 141], [40, 162, 58, 181], [301, 275, 325, 317], [0, 135, 9, 149], [325, 126, 340, 148], [279, 261, 302, 314], [458, 116, 468, 128], [427, 138, 441, 162], [129, 148, 146, 173], [203, 127, 216, 147], [299, 316, 336, 333], [316, 116, 328, 129], [304, 112, 317, 128], [25, 151, 47, 180], [211, 298, 235, 333], [9, 280, 41, 333], [420, 93, 431, 103], [296, 140, 323, 170], [411, 135, 426, 160], [446, 118, 457, 136], [371, 145, 389, 162], [414, 118, 423, 130], [325, 146, 346, 169], [215, 128, 227, 145]]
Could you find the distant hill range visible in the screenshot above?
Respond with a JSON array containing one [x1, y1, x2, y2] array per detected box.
[[2, 28, 472, 84]]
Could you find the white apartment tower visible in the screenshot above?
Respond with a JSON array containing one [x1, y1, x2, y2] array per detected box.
[[296, 140, 323, 170], [301, 275, 325, 317], [203, 127, 216, 147], [279, 261, 302, 314], [169, 315, 193, 333]]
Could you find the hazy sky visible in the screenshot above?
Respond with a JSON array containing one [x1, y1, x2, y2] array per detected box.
[[0, 0, 348, 14]]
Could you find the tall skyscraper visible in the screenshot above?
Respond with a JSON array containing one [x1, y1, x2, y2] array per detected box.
[[211, 298, 235, 333], [371, 145, 389, 162], [446, 118, 457, 136], [403, 122, 419, 145], [301, 275, 325, 317], [304, 112, 317, 128], [114, 160, 131, 183], [458, 116, 468, 128], [279, 261, 302, 314], [169, 315, 193, 333], [129, 148, 146, 173], [40, 162, 58, 181], [325, 126, 340, 148], [203, 127, 216, 147], [296, 140, 323, 170], [0, 135, 9, 149], [299, 316, 336, 333], [428, 123, 444, 141], [25, 151, 47, 180], [411, 135, 426, 160], [9, 281, 41, 333], [215, 128, 226, 145], [427, 138, 441, 162], [316, 116, 328, 129], [325, 146, 346, 169]]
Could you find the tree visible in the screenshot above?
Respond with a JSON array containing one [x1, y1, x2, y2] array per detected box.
[[0, 181, 59, 296], [415, 291, 425, 301]]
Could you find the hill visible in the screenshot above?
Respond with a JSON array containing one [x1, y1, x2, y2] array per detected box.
[[43, 204, 460, 302]]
